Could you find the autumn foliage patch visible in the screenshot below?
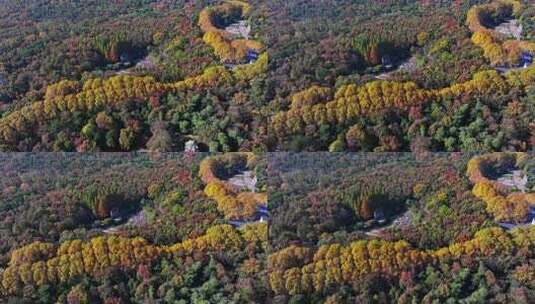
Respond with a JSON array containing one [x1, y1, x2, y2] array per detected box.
[[199, 153, 267, 220], [0, 223, 266, 296], [198, 1, 264, 64], [466, 0, 535, 66]]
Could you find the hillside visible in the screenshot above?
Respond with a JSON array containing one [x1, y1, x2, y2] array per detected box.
[[0, 0, 534, 152], [0, 153, 268, 303], [268, 152, 535, 303]]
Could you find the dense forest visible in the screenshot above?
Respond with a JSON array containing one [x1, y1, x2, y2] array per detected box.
[[0, 0, 270, 152], [0, 153, 268, 303], [0, 0, 534, 152], [266, 0, 535, 152], [268, 152, 535, 303], [4, 0, 535, 302], [7, 152, 535, 303]]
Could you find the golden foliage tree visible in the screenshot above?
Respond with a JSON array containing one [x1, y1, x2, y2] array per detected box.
[[269, 225, 535, 296], [1, 223, 257, 295]]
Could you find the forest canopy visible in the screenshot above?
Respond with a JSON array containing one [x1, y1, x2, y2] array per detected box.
[[0, 153, 268, 303], [0, 0, 534, 151], [267, 152, 535, 303]]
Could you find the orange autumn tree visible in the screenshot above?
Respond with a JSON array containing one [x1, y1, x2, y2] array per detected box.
[[199, 153, 267, 220], [198, 0, 264, 64], [44, 79, 82, 102], [472, 182, 529, 222], [289, 85, 333, 109], [466, 0, 535, 67], [465, 152, 521, 184], [466, 153, 531, 222]]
